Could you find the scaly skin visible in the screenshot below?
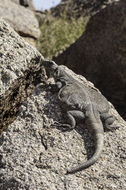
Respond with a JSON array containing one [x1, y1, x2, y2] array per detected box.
[[66, 104, 104, 174], [43, 60, 115, 174]]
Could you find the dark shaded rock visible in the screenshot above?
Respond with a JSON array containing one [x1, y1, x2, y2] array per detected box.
[[54, 0, 126, 119], [20, 0, 30, 7], [11, 0, 34, 9], [0, 177, 29, 190], [0, 154, 5, 169], [51, 0, 118, 17]]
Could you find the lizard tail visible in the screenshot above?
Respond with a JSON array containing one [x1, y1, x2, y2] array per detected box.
[[66, 126, 104, 174]]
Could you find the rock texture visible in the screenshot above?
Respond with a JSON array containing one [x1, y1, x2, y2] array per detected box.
[[0, 19, 45, 134], [0, 65, 125, 189], [0, 13, 125, 190], [0, 0, 40, 46], [51, 0, 118, 17], [54, 0, 126, 119]]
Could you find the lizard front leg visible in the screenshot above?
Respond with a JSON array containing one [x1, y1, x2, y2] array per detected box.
[[48, 81, 63, 93], [56, 110, 85, 131]]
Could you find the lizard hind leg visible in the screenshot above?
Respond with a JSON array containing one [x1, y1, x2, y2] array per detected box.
[[66, 110, 85, 129]]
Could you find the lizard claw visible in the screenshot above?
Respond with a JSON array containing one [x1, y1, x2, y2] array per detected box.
[[105, 124, 120, 131]]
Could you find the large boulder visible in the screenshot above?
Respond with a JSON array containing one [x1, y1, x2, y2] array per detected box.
[[0, 19, 45, 134], [0, 70, 125, 189], [54, 0, 126, 119], [0, 0, 40, 46], [0, 18, 125, 190]]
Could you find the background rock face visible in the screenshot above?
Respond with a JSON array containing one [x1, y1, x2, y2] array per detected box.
[[0, 0, 40, 46], [51, 0, 119, 17], [0, 19, 45, 134], [0, 66, 125, 190], [54, 0, 126, 119]]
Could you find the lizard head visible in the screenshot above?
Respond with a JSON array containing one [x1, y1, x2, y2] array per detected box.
[[42, 60, 58, 78], [42, 60, 72, 83]]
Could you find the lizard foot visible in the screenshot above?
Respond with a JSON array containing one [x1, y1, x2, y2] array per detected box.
[[104, 124, 120, 131]]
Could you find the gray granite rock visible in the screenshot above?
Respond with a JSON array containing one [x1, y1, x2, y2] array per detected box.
[[0, 19, 45, 134], [0, 64, 125, 189], [0, 0, 40, 46]]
